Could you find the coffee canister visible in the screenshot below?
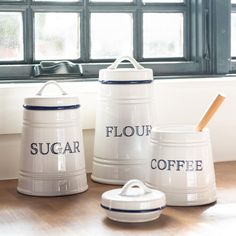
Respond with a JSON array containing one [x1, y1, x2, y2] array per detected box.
[[17, 81, 88, 196], [92, 56, 153, 185], [146, 125, 217, 206]]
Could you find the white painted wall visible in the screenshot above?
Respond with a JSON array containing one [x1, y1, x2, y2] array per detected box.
[[0, 77, 235, 180]]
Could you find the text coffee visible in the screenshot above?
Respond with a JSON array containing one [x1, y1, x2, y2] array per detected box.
[[151, 158, 203, 171]]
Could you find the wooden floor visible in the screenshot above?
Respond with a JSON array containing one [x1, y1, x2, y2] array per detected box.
[[0, 162, 236, 236]]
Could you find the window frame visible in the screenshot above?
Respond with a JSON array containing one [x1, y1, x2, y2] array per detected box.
[[230, 0, 236, 72], [0, 0, 232, 82]]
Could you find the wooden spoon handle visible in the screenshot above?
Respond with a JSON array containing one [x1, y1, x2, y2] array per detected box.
[[196, 94, 225, 132]]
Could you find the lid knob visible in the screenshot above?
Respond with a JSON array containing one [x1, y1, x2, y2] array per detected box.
[[108, 56, 144, 70], [36, 80, 68, 96], [119, 179, 152, 196]]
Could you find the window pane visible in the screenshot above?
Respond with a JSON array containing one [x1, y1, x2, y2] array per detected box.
[[34, 13, 80, 60], [90, 13, 133, 59], [143, 13, 183, 58], [143, 0, 183, 2], [232, 0, 236, 3], [0, 12, 23, 61]]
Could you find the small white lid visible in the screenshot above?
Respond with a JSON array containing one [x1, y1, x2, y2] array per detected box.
[[101, 179, 166, 212], [99, 56, 153, 83], [24, 81, 79, 107]]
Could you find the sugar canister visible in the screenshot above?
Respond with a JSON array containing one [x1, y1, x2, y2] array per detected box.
[[17, 81, 88, 196]]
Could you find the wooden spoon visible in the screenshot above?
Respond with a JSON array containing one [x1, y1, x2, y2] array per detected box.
[[196, 94, 225, 132]]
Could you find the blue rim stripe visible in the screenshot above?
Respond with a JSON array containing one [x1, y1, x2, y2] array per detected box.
[[100, 204, 166, 213], [23, 104, 80, 110], [99, 80, 153, 84]]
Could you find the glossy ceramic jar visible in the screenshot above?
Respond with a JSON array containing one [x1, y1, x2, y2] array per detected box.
[[146, 125, 217, 206], [17, 81, 88, 196], [92, 56, 153, 184]]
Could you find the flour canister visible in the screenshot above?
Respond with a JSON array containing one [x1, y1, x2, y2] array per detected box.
[[146, 125, 217, 206], [17, 81, 88, 196], [92, 56, 153, 184]]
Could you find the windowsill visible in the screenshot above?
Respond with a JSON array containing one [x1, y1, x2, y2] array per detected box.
[[0, 161, 235, 235], [0, 73, 230, 85], [0, 73, 234, 87]]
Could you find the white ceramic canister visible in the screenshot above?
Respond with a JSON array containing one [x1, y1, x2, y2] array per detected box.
[[101, 179, 166, 223], [92, 56, 153, 185], [17, 81, 88, 196], [146, 125, 217, 206]]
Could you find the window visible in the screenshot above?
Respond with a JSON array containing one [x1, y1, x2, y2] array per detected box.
[[0, 0, 233, 81]]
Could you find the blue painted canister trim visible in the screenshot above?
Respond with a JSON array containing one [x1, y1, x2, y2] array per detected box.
[[99, 80, 153, 84], [100, 204, 166, 213], [23, 104, 80, 110]]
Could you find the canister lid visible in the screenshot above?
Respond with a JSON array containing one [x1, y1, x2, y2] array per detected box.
[[99, 56, 153, 84], [101, 179, 166, 213], [23, 81, 80, 110], [151, 125, 210, 143]]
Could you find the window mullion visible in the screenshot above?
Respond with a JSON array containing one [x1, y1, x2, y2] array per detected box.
[[81, 0, 89, 62], [134, 0, 142, 60], [195, 0, 207, 74], [24, 2, 33, 64], [185, 0, 191, 61], [211, 0, 231, 74]]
